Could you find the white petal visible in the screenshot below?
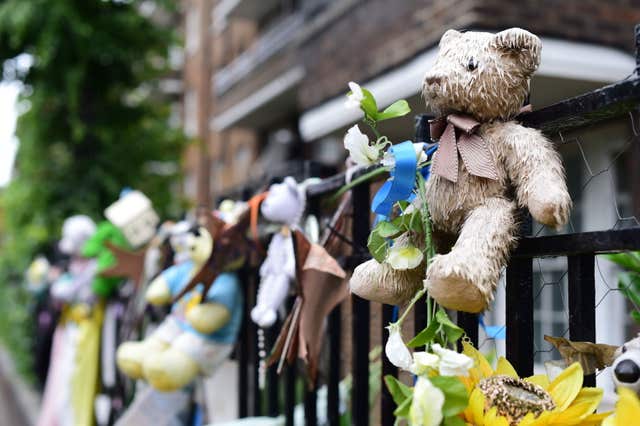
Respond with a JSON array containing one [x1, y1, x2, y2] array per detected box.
[[385, 326, 412, 370], [387, 245, 424, 270], [343, 125, 379, 167], [410, 377, 444, 426], [411, 351, 440, 376], [348, 81, 364, 101], [432, 343, 474, 377]]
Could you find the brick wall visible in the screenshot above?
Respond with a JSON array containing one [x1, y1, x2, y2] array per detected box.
[[298, 0, 639, 110]]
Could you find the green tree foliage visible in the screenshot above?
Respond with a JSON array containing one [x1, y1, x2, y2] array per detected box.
[[0, 0, 186, 379]]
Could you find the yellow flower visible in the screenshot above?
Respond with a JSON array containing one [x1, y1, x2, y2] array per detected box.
[[602, 387, 640, 426], [459, 342, 608, 426]]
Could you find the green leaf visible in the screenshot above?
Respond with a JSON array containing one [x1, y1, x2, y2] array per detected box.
[[384, 375, 413, 406], [407, 319, 439, 348], [360, 87, 379, 121], [631, 310, 640, 325], [377, 99, 411, 121], [443, 415, 467, 426], [605, 252, 640, 273], [436, 308, 465, 344], [430, 376, 469, 417], [373, 220, 403, 239], [367, 229, 389, 263], [393, 395, 413, 418]]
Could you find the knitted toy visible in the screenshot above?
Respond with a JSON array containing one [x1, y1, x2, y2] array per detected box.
[[116, 221, 243, 392], [350, 28, 571, 313], [250, 176, 306, 328]]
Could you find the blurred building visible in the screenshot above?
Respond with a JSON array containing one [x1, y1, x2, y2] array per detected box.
[[180, 0, 640, 411]]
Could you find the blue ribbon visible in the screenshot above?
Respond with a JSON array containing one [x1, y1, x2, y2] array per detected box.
[[479, 314, 506, 340], [371, 141, 417, 218]]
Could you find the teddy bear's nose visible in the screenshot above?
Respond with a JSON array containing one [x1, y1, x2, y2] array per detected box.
[[615, 359, 640, 383], [425, 74, 442, 85]]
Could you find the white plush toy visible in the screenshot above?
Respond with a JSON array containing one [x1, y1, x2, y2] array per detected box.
[[612, 335, 640, 395], [51, 215, 98, 303], [250, 177, 306, 328]]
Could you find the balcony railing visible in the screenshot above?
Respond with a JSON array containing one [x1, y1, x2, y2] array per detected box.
[[214, 12, 305, 95]]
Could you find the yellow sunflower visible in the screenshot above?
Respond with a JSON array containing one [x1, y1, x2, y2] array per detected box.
[[602, 387, 640, 426], [458, 342, 609, 426]]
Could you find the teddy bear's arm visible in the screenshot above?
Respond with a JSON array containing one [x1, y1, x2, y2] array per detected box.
[[186, 303, 231, 334], [145, 275, 172, 306], [501, 123, 572, 228]]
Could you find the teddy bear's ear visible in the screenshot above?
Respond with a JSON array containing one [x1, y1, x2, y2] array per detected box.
[[491, 28, 541, 75], [440, 29, 462, 46]]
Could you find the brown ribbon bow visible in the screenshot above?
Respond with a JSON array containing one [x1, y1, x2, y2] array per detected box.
[[429, 114, 499, 183]]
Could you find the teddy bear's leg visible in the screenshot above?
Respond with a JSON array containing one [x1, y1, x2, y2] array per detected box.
[[116, 337, 169, 379], [142, 343, 200, 392], [251, 273, 289, 328], [426, 197, 518, 313], [117, 316, 181, 379], [350, 232, 426, 306]]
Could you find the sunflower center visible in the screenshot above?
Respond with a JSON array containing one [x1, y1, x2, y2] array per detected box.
[[479, 375, 556, 425]]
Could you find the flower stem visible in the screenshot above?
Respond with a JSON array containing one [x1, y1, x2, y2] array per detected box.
[[330, 166, 387, 202]]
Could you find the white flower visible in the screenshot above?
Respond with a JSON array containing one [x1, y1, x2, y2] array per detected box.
[[411, 351, 440, 376], [385, 324, 412, 370], [344, 81, 364, 110], [343, 125, 380, 166], [410, 377, 444, 426], [380, 142, 428, 169], [431, 343, 473, 377], [387, 244, 424, 270]]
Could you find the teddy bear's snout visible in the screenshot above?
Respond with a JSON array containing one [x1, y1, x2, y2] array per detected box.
[[615, 359, 640, 384], [424, 74, 443, 86]]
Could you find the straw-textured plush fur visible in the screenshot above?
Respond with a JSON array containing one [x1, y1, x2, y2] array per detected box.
[[350, 28, 571, 313]]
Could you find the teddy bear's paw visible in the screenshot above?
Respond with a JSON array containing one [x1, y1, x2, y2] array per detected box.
[[251, 306, 277, 328], [116, 342, 146, 379], [425, 255, 487, 313], [350, 259, 424, 305], [143, 348, 199, 392], [528, 190, 572, 229]]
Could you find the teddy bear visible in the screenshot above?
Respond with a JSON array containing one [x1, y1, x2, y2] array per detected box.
[[250, 176, 306, 328], [350, 28, 571, 313], [116, 220, 243, 392]]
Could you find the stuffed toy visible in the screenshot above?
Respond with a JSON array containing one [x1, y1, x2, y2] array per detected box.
[[350, 28, 571, 313], [250, 176, 306, 328], [116, 219, 243, 392], [50, 215, 98, 304], [612, 335, 640, 396], [81, 221, 130, 298]]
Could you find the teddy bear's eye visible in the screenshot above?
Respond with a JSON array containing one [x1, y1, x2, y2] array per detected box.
[[467, 57, 478, 71], [623, 345, 628, 353]]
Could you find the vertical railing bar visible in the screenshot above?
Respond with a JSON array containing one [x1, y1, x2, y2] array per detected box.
[[304, 387, 318, 426], [352, 182, 371, 426], [284, 364, 296, 426], [506, 213, 534, 376], [457, 313, 478, 350], [284, 295, 296, 426], [381, 304, 398, 426], [251, 270, 262, 416], [238, 264, 250, 417], [327, 305, 342, 426], [266, 323, 280, 416], [568, 254, 596, 387]]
